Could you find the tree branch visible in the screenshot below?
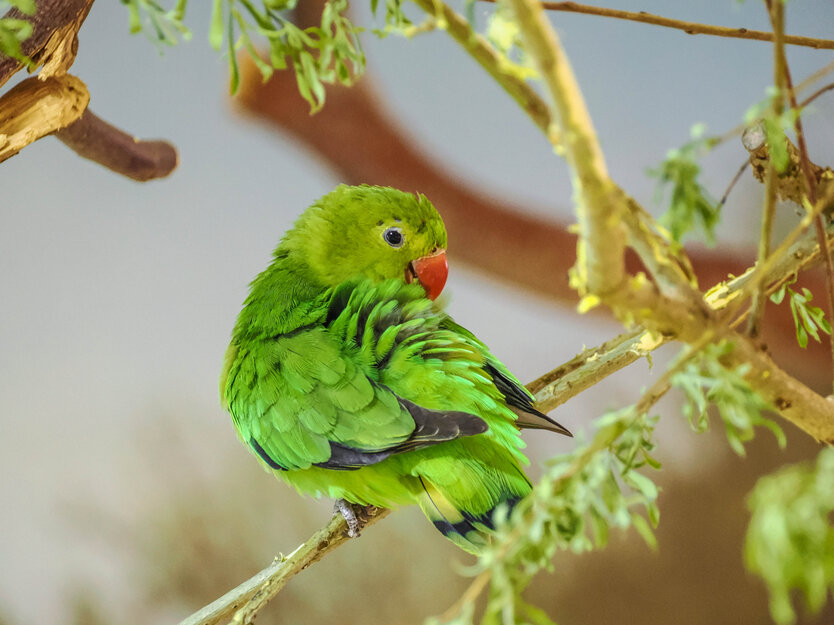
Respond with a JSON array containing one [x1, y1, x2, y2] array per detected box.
[[1, 0, 178, 180], [506, 0, 627, 298], [0, 73, 88, 162], [0, 0, 94, 87], [766, 0, 834, 392], [178, 507, 390, 625], [54, 109, 178, 181], [742, 123, 834, 208], [408, 0, 551, 136], [478, 0, 834, 50]]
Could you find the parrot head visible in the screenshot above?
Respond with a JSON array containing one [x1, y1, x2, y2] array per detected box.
[[288, 184, 449, 300]]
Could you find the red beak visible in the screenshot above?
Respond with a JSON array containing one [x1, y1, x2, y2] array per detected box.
[[408, 249, 448, 300]]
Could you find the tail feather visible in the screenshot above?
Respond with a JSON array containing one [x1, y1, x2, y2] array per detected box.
[[416, 477, 520, 554]]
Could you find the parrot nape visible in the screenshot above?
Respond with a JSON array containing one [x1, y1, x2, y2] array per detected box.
[[220, 184, 571, 553]]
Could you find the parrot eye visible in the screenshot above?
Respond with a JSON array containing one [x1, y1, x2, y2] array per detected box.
[[383, 227, 404, 248]]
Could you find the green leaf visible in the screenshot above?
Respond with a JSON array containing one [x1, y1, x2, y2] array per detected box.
[[8, 0, 35, 14], [0, 16, 33, 63], [209, 0, 224, 49], [625, 470, 658, 502], [772, 281, 831, 349], [121, 0, 191, 48], [650, 131, 720, 245], [631, 514, 658, 551], [671, 340, 784, 454], [227, 12, 240, 94], [745, 448, 834, 625]]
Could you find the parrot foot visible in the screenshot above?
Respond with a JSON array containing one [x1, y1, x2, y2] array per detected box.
[[334, 499, 375, 538]]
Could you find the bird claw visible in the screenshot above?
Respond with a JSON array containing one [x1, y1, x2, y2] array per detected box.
[[334, 499, 375, 538]]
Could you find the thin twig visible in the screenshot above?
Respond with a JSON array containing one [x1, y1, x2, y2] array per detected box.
[[477, 0, 834, 50], [717, 160, 750, 210], [178, 507, 390, 625], [528, 327, 658, 413], [747, 0, 785, 338], [768, 0, 834, 392], [747, 163, 778, 337], [800, 81, 834, 108], [410, 0, 552, 135]]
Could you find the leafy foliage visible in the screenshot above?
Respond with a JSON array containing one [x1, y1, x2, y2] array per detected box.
[[431, 408, 660, 625], [649, 124, 720, 245], [121, 0, 191, 47], [745, 448, 834, 625], [770, 277, 832, 349], [0, 0, 35, 64], [207, 0, 364, 107], [369, 0, 412, 33], [670, 340, 785, 455]]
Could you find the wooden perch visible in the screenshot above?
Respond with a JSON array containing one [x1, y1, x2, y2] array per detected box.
[[0, 0, 94, 87], [55, 109, 178, 181], [0, 0, 177, 180], [0, 73, 88, 162]]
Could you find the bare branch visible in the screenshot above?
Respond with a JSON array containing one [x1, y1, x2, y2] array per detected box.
[[0, 0, 94, 87], [478, 0, 834, 50], [766, 0, 834, 392], [408, 0, 551, 135], [55, 109, 178, 181], [178, 507, 390, 625], [528, 327, 661, 413], [0, 73, 88, 163]]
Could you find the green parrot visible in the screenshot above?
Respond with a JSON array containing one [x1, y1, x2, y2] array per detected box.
[[220, 184, 571, 553]]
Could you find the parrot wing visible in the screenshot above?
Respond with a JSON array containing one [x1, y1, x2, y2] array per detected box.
[[439, 317, 572, 437], [224, 321, 487, 472]]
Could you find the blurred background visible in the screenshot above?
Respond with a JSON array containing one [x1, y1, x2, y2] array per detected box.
[[2, 1, 834, 623]]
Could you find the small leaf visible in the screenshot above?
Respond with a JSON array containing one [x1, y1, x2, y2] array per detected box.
[[632, 514, 658, 550], [8, 0, 35, 14], [227, 14, 240, 94], [209, 0, 224, 49]]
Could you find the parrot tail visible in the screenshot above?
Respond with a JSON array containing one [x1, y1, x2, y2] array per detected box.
[[416, 477, 521, 554]]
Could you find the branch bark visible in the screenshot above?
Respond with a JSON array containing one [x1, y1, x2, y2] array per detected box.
[[0, 0, 94, 87], [408, 0, 551, 136], [742, 123, 834, 208], [54, 109, 178, 181], [177, 507, 390, 625], [478, 1, 834, 50], [1, 0, 178, 180], [0, 73, 88, 162], [506, 0, 626, 298]]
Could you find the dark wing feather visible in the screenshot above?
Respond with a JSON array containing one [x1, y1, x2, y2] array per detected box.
[[315, 394, 488, 470], [484, 363, 572, 437]]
